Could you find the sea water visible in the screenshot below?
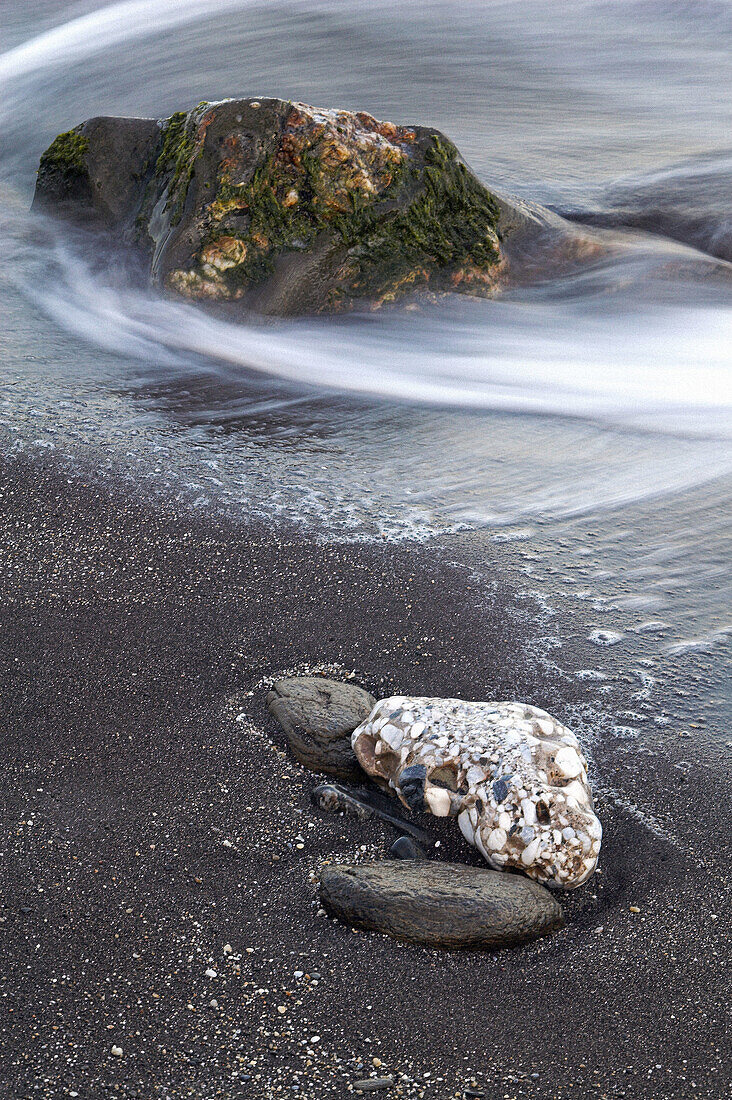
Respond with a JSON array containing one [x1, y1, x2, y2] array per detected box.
[[0, 1, 730, 769]]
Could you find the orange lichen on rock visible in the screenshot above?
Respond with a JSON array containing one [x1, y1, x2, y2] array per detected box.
[[161, 100, 505, 311]]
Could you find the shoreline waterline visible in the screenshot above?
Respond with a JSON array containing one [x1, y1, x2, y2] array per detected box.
[[0, 445, 728, 1097]]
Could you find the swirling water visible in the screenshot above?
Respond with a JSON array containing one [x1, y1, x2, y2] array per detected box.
[[0, 1, 730, 750]]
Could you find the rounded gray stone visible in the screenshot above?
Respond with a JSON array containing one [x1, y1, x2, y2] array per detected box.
[[266, 676, 375, 780], [319, 861, 564, 949]]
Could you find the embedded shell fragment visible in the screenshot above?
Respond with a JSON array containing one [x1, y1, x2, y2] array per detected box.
[[352, 696, 602, 890]]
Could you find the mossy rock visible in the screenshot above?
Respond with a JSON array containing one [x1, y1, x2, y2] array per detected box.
[[34, 115, 161, 223], [34, 98, 599, 315]]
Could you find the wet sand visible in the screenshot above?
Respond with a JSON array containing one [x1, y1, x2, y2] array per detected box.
[[0, 450, 727, 1100]]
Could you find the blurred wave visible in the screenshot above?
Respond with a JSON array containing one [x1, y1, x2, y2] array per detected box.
[[8, 206, 732, 440]]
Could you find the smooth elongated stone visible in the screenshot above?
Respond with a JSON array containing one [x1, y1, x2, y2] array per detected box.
[[352, 696, 602, 889], [319, 861, 564, 948]]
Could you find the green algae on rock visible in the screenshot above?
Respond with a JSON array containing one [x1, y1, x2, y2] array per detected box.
[[152, 110, 198, 228], [39, 127, 90, 176], [35, 127, 91, 207]]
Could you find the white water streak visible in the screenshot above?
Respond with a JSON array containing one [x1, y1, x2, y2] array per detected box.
[[22, 231, 732, 440], [0, 0, 256, 91]]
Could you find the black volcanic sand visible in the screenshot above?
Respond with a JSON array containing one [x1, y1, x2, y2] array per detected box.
[[0, 451, 728, 1100]]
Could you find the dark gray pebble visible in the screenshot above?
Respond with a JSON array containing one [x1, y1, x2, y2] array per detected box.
[[388, 836, 427, 861], [398, 763, 427, 812], [492, 777, 509, 803], [352, 1079, 394, 1093]]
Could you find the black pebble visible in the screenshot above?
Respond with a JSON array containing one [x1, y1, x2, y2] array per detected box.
[[492, 777, 509, 803], [388, 836, 427, 860], [398, 764, 427, 812]]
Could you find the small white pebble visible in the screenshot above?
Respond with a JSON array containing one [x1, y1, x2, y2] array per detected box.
[[205, 968, 217, 979], [111, 1045, 123, 1058], [223, 943, 233, 955]]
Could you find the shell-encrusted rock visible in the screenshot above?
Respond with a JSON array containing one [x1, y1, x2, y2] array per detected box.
[[352, 696, 601, 890]]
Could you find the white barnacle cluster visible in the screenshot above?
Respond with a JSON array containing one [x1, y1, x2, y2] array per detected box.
[[351, 696, 602, 890]]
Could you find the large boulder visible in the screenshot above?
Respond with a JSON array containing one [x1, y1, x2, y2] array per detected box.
[[319, 861, 564, 948], [33, 98, 596, 315], [352, 696, 602, 890]]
